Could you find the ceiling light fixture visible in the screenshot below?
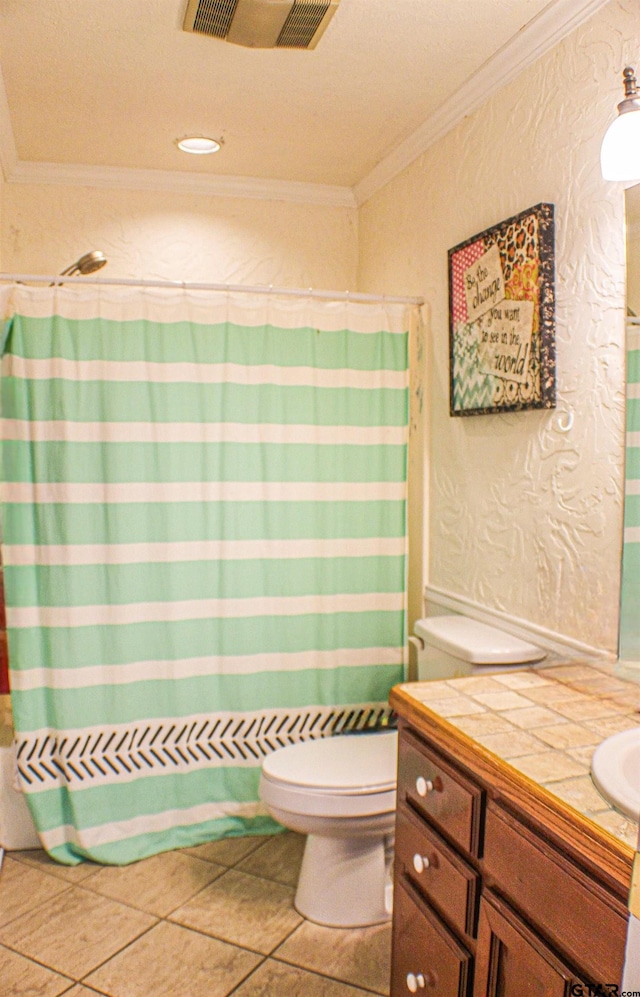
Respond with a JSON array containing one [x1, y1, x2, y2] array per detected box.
[[601, 67, 640, 181], [176, 136, 221, 155]]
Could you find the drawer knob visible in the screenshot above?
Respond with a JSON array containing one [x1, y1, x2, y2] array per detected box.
[[412, 853, 430, 874], [415, 776, 434, 797], [406, 972, 426, 992]]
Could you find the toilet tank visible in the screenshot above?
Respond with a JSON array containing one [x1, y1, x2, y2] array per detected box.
[[412, 615, 545, 680]]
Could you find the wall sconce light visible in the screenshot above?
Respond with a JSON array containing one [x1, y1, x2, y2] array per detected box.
[[601, 67, 640, 181]]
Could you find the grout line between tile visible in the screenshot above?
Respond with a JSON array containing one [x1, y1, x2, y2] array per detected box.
[[224, 950, 389, 997], [224, 953, 270, 997], [161, 913, 284, 959], [265, 911, 306, 955], [75, 846, 302, 924], [0, 882, 76, 932], [60, 982, 109, 997], [221, 862, 299, 890], [270, 954, 390, 996], [74, 918, 160, 985], [0, 941, 76, 986], [183, 836, 270, 869], [77, 866, 228, 920]]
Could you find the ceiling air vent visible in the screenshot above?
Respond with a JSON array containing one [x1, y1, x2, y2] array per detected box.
[[182, 0, 341, 49], [188, 0, 239, 38]]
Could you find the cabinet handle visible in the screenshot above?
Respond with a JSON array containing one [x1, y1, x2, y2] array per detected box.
[[412, 853, 430, 874], [415, 776, 434, 797], [406, 973, 426, 992]]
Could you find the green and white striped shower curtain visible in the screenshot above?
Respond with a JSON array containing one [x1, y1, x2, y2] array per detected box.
[[620, 318, 640, 661], [0, 284, 410, 864]]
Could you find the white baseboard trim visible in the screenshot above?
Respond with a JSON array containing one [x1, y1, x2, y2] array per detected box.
[[423, 584, 614, 662]]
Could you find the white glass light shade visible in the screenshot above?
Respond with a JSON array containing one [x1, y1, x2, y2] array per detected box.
[[601, 107, 640, 181], [176, 136, 221, 155]]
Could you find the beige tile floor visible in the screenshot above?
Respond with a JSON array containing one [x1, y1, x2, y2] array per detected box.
[[0, 832, 391, 997]]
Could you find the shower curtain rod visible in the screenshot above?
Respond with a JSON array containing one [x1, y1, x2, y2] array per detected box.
[[0, 272, 424, 307]]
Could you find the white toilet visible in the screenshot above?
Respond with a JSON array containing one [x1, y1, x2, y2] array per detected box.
[[412, 614, 546, 679], [259, 614, 546, 928], [259, 730, 397, 928]]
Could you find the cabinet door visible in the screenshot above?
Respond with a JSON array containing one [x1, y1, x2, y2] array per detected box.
[[474, 891, 583, 997], [391, 879, 472, 997]]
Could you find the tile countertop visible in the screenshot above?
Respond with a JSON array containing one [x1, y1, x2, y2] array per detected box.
[[396, 661, 640, 851]]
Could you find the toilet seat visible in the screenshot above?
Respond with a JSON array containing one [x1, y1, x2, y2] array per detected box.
[[259, 731, 397, 818]]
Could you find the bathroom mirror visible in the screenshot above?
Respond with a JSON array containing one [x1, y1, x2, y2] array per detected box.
[[620, 183, 640, 665], [627, 184, 640, 317]]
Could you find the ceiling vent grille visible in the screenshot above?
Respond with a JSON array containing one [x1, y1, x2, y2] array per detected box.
[[277, 2, 330, 48], [183, 0, 340, 49], [191, 0, 239, 38]]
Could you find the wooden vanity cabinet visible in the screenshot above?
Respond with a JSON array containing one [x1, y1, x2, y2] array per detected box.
[[389, 695, 633, 997]]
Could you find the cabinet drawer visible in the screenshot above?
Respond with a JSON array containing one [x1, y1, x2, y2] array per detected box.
[[396, 807, 479, 939], [398, 729, 483, 856], [483, 801, 628, 982], [391, 879, 472, 997]]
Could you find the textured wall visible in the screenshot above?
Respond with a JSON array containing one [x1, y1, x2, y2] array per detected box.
[[357, 1, 637, 654], [0, 183, 358, 289]]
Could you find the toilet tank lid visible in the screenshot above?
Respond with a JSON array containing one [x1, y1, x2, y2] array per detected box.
[[413, 616, 545, 665]]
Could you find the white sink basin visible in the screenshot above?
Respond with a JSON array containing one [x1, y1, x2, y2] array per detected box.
[[590, 726, 640, 823]]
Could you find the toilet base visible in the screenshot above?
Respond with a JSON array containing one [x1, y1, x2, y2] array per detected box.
[[294, 831, 394, 928]]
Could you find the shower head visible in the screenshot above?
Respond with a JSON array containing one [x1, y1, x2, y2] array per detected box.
[[59, 251, 108, 277]]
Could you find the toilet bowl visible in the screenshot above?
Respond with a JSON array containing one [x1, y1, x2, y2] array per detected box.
[[259, 730, 397, 928]]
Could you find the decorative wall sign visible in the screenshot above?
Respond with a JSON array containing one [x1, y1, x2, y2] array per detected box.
[[448, 203, 556, 416]]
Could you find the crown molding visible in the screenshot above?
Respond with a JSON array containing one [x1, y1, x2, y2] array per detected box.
[[5, 158, 357, 208], [0, 0, 610, 211], [354, 0, 611, 207]]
